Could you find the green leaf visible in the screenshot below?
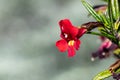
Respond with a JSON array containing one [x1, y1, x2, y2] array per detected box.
[[111, 0, 119, 20], [102, 0, 108, 2], [93, 69, 112, 80], [99, 14, 110, 28], [116, 67, 120, 73], [114, 19, 120, 31], [108, 0, 114, 26], [81, 0, 102, 21], [113, 48, 120, 55], [86, 31, 103, 36], [99, 28, 115, 39], [108, 0, 119, 21]]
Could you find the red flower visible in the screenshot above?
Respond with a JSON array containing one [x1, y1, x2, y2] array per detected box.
[[56, 19, 87, 57]]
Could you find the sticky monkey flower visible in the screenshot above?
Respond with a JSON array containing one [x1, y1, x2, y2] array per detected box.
[[56, 19, 87, 57]]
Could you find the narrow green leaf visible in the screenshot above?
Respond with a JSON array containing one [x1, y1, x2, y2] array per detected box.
[[114, 19, 120, 30], [108, 0, 114, 25], [111, 0, 119, 20], [99, 14, 110, 28], [81, 0, 102, 21], [116, 67, 120, 73], [102, 0, 108, 2], [100, 29, 112, 38], [93, 69, 112, 80], [86, 31, 115, 42], [86, 31, 103, 36], [114, 0, 119, 19], [108, 0, 114, 35]]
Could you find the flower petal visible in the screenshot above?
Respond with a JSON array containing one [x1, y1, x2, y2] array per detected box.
[[74, 40, 81, 50], [68, 46, 76, 57], [59, 19, 79, 38], [56, 39, 68, 52], [70, 27, 79, 38], [77, 28, 87, 38], [59, 19, 73, 33], [99, 39, 112, 50]]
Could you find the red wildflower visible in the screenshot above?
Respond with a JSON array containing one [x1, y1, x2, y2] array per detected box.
[[56, 19, 87, 57]]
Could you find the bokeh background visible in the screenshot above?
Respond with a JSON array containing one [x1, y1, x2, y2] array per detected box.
[[0, 0, 116, 80]]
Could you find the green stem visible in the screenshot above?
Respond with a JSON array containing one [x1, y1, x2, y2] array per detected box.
[[86, 31, 103, 36], [86, 31, 117, 44], [86, 31, 114, 39]]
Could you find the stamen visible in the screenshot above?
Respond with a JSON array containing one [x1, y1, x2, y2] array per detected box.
[[68, 40, 74, 46]]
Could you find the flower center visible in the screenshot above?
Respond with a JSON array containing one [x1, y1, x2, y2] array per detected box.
[[68, 40, 74, 46]]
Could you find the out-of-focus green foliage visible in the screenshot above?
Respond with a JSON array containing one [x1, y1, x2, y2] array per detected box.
[[81, 0, 120, 79], [93, 69, 111, 80]]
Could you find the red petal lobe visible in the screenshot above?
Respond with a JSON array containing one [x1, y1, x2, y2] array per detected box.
[[77, 28, 87, 38], [68, 46, 76, 57], [56, 39, 68, 52], [59, 19, 79, 38], [74, 40, 81, 50], [59, 19, 73, 33]]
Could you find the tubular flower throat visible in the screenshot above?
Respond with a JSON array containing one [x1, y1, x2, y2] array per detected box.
[[56, 19, 87, 57]]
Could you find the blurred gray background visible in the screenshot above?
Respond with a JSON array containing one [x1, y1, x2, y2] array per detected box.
[[0, 0, 116, 80]]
